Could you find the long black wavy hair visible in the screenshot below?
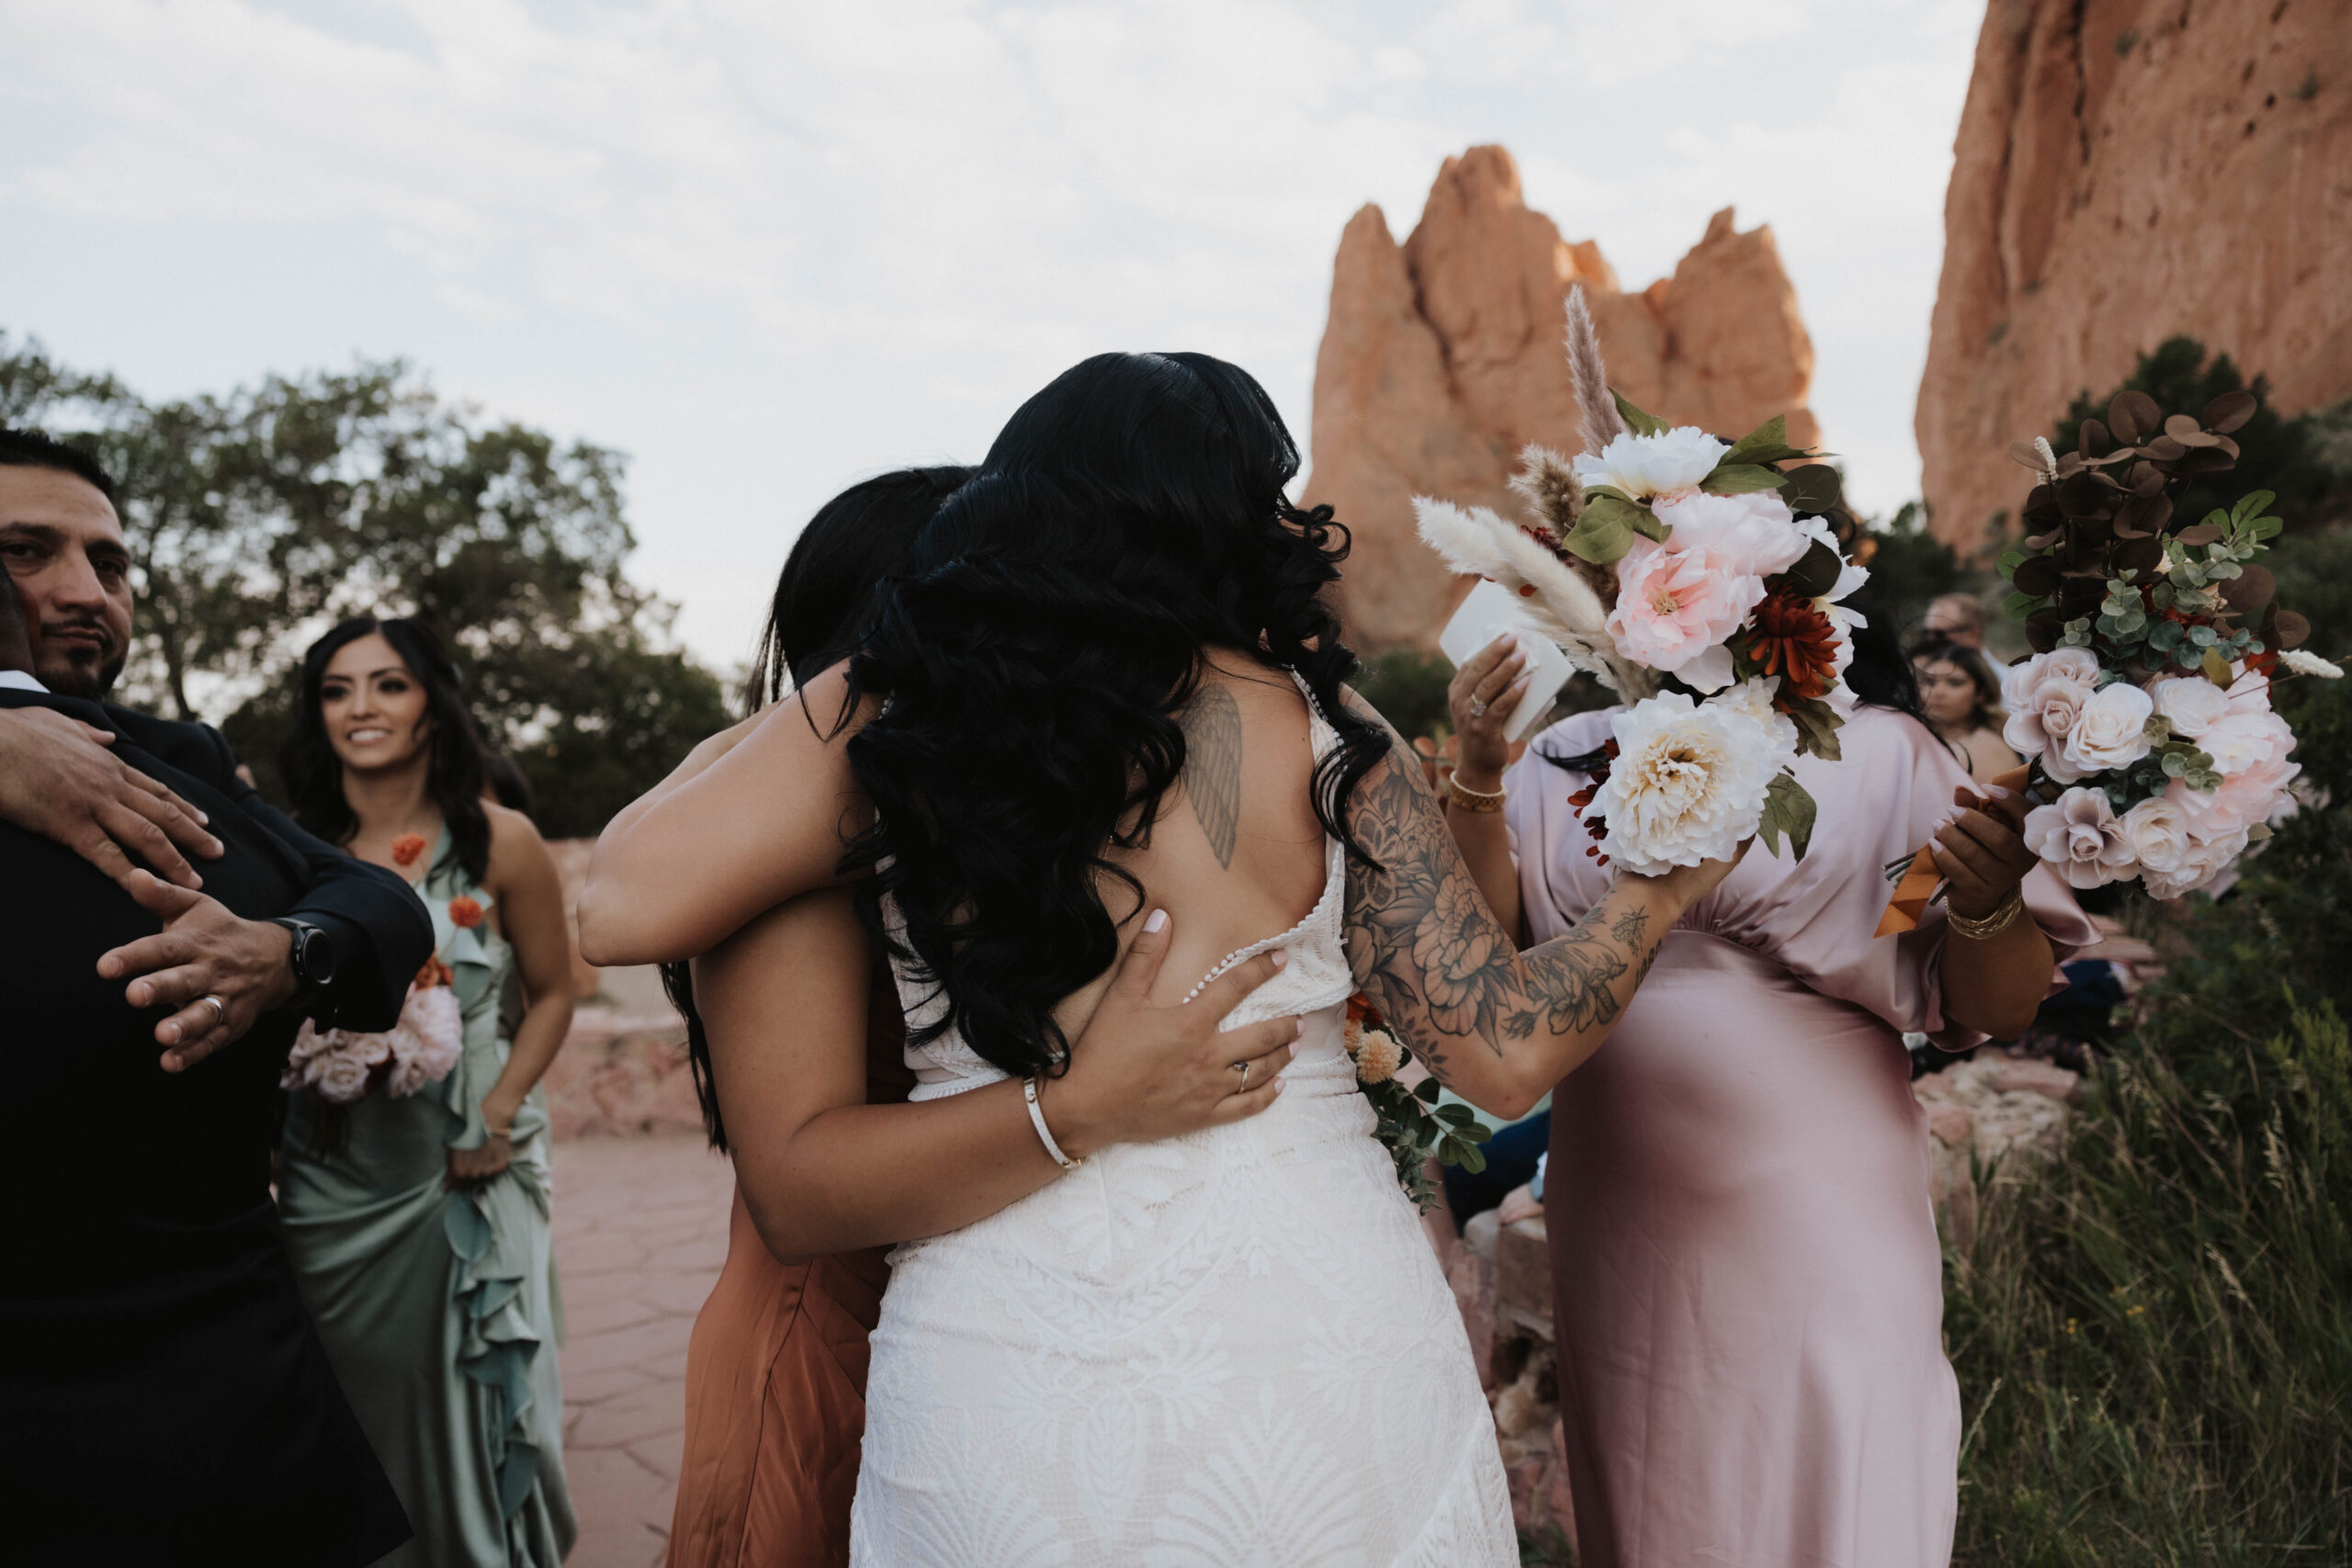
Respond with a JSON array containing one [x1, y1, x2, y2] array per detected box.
[[662, 466, 972, 1152], [839, 351, 1388, 1081], [281, 615, 492, 882]]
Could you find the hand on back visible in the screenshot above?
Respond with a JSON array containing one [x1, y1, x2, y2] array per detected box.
[[1043, 908, 1300, 1157], [0, 705, 221, 890]]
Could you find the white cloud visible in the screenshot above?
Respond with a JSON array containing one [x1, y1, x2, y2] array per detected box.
[[0, 0, 1977, 671]]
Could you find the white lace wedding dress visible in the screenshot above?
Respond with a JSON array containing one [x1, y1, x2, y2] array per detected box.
[[849, 679, 1516, 1566]]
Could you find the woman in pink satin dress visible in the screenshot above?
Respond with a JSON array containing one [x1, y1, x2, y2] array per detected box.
[[1444, 625, 2094, 1568]]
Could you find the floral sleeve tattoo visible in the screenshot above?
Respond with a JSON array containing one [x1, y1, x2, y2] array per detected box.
[[1342, 728, 1667, 1089]]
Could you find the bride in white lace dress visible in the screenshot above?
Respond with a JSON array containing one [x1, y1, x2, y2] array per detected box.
[[579, 352, 1736, 1565]]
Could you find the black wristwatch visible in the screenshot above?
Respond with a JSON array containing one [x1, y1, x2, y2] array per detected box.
[[270, 917, 338, 1000]]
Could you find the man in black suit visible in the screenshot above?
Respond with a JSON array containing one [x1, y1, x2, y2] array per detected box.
[[0, 430, 431, 1563]]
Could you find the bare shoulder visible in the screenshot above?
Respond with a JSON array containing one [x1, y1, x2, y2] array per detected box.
[[484, 801, 559, 891]]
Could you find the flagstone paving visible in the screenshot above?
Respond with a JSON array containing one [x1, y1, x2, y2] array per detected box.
[[552, 1132, 736, 1568]]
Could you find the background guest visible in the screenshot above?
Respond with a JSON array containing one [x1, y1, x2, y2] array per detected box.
[[1922, 591, 1988, 650], [275, 615, 579, 1568], [1911, 634, 2019, 778]]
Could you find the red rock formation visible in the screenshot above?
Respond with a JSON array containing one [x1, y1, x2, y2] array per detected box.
[[1304, 146, 1822, 650], [1917, 0, 2352, 554]]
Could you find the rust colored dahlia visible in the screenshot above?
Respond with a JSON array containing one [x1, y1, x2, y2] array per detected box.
[[1746, 591, 1841, 702]]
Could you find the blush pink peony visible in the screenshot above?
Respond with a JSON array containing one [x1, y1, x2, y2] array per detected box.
[[1606, 537, 1765, 683], [2199, 710, 2296, 776], [1649, 490, 1809, 578]]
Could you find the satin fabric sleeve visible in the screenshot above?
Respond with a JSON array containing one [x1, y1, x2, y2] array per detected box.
[[1768, 707, 2097, 1052]]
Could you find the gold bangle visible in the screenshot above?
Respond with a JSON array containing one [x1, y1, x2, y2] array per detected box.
[[1445, 775, 1506, 814], [1946, 887, 2025, 941]]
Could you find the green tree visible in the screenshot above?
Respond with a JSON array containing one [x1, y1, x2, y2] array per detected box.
[[1858, 499, 1969, 645], [2, 332, 729, 838]]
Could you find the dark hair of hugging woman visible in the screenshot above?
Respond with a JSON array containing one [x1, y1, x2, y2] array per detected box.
[[840, 351, 1393, 1081], [664, 465, 972, 1152]]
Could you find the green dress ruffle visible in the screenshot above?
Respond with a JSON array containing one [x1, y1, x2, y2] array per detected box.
[[279, 832, 576, 1567]]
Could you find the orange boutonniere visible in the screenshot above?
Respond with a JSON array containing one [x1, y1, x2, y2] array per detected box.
[[390, 832, 428, 868], [413, 954, 454, 990], [447, 896, 485, 930]]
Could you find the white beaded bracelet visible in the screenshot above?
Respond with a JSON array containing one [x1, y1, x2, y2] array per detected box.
[[1023, 1076, 1083, 1170]]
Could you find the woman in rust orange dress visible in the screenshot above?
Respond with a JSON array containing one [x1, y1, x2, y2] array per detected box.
[[660, 468, 956, 1567]]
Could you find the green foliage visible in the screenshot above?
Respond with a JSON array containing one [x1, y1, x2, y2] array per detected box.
[[2, 331, 728, 838], [1859, 500, 1973, 642], [2053, 337, 2352, 537], [1355, 648, 1458, 744], [1945, 1005, 2352, 1563]]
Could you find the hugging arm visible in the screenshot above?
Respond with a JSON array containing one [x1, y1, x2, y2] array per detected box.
[[703, 892, 1297, 1259], [577, 666, 867, 966], [1341, 699, 1728, 1120]]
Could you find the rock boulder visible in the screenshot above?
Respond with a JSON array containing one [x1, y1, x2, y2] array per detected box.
[[1917, 0, 2352, 553]]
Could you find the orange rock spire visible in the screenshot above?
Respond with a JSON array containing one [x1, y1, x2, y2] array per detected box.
[[1304, 145, 1820, 651]]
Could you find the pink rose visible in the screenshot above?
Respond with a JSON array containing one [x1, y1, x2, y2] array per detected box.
[[2224, 665, 2274, 716], [2000, 648, 2102, 761], [2169, 751, 2301, 841], [2114, 795, 2196, 884], [2022, 786, 2136, 888], [1650, 491, 1809, 578], [1605, 537, 1765, 682], [2200, 710, 2295, 776], [314, 1048, 375, 1105]]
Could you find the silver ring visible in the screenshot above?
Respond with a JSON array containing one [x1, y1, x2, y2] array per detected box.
[[199, 994, 227, 1030], [1467, 697, 1488, 718], [1236, 1059, 1252, 1090]]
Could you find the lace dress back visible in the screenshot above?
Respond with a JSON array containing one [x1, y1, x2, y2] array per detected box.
[[852, 671, 1514, 1565]]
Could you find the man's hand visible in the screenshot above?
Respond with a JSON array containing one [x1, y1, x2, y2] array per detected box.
[[97, 870, 300, 1072], [0, 705, 221, 890]]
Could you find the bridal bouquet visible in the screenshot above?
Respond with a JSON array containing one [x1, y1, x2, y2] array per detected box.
[[281, 888, 487, 1104], [1881, 390, 2339, 929], [1416, 287, 1870, 873], [1346, 994, 1492, 1212]]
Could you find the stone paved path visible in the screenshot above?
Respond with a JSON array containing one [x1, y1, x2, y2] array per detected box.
[[552, 1133, 736, 1568]]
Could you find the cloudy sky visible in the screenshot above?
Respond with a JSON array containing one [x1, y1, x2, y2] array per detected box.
[[2, 0, 1984, 674]]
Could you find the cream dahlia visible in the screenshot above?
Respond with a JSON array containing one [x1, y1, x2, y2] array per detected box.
[[1589, 685, 1794, 874]]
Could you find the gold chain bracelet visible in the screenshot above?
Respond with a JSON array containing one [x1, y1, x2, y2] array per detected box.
[[1445, 775, 1506, 814], [1946, 887, 2025, 941]]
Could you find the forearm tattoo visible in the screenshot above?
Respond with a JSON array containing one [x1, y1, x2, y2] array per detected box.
[[1342, 729, 1668, 1089], [1180, 684, 1243, 870]]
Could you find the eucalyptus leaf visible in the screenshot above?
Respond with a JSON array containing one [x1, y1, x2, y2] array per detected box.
[[1780, 464, 1844, 515], [1780, 539, 1844, 599]]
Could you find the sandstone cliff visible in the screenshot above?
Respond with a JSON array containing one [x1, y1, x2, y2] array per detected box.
[[1917, 0, 2352, 553], [1304, 145, 1821, 651]]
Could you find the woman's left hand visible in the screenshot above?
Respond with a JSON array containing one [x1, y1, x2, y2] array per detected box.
[[447, 1116, 516, 1187], [1928, 784, 2038, 919]]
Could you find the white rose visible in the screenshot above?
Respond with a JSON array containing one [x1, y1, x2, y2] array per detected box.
[[2149, 675, 2229, 739], [2052, 682, 2155, 781], [2021, 786, 2136, 888], [2200, 710, 2295, 776], [2113, 795, 2196, 884], [2000, 648, 2103, 761]]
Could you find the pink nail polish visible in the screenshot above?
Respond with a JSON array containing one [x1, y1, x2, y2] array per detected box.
[[1143, 908, 1168, 934], [1270, 950, 1288, 970], [1286, 1040, 1300, 1058]]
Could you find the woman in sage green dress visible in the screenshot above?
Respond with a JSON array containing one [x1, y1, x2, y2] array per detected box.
[[277, 615, 579, 1566]]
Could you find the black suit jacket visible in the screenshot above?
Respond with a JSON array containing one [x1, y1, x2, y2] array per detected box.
[[0, 690, 424, 1565]]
